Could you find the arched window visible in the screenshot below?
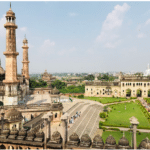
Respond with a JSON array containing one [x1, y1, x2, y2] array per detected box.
[[55, 113, 57, 118]]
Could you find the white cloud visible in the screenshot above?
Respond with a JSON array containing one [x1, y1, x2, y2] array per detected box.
[[20, 27, 27, 32], [96, 3, 130, 48], [0, 14, 6, 38], [145, 19, 150, 26], [137, 33, 145, 38], [69, 13, 78, 17], [40, 39, 55, 54]]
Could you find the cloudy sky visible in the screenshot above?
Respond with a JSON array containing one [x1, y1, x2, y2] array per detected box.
[[0, 1, 150, 73]]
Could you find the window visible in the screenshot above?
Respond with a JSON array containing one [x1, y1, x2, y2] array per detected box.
[[128, 83, 129, 86], [133, 83, 135, 87], [130, 83, 131, 86], [103, 93, 104, 95], [144, 83, 146, 87], [123, 90, 124, 92], [97, 92, 99, 95], [133, 90, 135, 92], [91, 92, 93, 94], [103, 89, 105, 91], [137, 83, 138, 86], [126, 83, 127, 86], [91, 89, 92, 91], [86, 88, 88, 91], [141, 83, 142, 86], [122, 83, 124, 87]]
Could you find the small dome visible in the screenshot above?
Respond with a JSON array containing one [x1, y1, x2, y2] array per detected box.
[[93, 134, 104, 144], [10, 128, 18, 135], [36, 131, 44, 138], [27, 130, 35, 137], [23, 38, 28, 44], [52, 131, 61, 141], [6, 8, 15, 17], [52, 87, 60, 94], [5, 108, 23, 121], [81, 134, 91, 143], [1, 128, 10, 135], [18, 129, 27, 136], [118, 137, 129, 146], [69, 133, 79, 141], [106, 135, 116, 145], [139, 138, 150, 149]]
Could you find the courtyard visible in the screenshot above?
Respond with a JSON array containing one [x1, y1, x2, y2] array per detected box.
[[103, 101, 150, 128]]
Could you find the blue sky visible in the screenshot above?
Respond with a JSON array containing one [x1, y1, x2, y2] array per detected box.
[[0, 1, 150, 73]]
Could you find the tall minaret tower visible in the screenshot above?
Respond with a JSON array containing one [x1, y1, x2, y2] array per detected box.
[[22, 35, 30, 79], [22, 36, 30, 94], [3, 3, 20, 105]]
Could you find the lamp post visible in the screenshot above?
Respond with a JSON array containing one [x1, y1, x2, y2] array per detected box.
[[129, 116, 139, 149]]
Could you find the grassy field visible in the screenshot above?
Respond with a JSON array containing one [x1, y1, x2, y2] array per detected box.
[[84, 97, 130, 104], [102, 131, 150, 147], [103, 101, 150, 128]]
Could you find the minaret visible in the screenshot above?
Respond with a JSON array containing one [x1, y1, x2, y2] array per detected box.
[[3, 3, 20, 105], [22, 35, 30, 79]]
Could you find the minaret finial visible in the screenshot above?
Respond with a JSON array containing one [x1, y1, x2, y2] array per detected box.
[[10, 2, 11, 9], [0, 58, 1, 67], [24, 34, 26, 39]]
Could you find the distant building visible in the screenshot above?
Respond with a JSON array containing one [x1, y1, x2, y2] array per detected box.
[[85, 72, 150, 98], [144, 64, 150, 76]]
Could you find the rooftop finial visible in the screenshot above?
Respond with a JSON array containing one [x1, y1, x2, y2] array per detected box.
[[24, 34, 26, 39], [0, 58, 1, 66], [10, 2, 11, 9]]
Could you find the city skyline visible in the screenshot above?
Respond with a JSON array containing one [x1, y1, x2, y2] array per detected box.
[[0, 2, 150, 73]]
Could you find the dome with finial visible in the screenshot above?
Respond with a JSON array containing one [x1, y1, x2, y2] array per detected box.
[[69, 133, 79, 141], [51, 131, 62, 141], [52, 87, 60, 94], [93, 134, 104, 144], [23, 35, 28, 44], [6, 3, 15, 18], [139, 137, 150, 149], [81, 134, 91, 143], [105, 135, 116, 145], [118, 137, 129, 146]]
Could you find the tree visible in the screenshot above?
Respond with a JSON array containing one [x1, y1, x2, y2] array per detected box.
[[84, 74, 94, 81], [51, 80, 67, 89]]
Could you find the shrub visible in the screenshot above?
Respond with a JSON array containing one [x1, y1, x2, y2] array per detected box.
[[112, 95, 115, 98], [100, 112, 107, 118], [77, 94, 84, 98]]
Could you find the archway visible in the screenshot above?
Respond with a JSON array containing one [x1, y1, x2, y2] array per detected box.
[[148, 90, 150, 97], [137, 89, 142, 97], [55, 113, 57, 118], [0, 145, 6, 149], [126, 89, 131, 97], [0, 101, 3, 106], [31, 114, 34, 119]]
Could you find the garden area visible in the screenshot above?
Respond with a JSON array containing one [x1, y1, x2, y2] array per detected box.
[[100, 101, 150, 129], [102, 130, 150, 147], [84, 97, 133, 104]]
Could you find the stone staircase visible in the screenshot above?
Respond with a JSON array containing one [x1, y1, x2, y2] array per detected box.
[[68, 104, 102, 139]]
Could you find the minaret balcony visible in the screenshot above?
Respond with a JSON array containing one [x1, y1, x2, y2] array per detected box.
[[3, 51, 19, 56], [22, 61, 30, 63], [4, 23, 17, 28]]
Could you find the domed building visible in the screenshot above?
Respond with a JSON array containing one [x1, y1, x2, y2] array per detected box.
[[0, 108, 23, 130]]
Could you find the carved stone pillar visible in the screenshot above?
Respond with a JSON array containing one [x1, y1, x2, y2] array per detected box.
[[44, 119, 48, 149], [61, 114, 68, 149]]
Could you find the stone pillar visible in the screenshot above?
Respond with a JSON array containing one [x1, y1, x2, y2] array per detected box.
[[1, 111, 4, 131], [44, 119, 48, 149], [130, 116, 139, 149], [61, 114, 68, 149], [48, 115, 52, 140]]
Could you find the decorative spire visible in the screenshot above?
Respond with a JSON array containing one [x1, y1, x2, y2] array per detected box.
[[123, 131, 125, 137], [10, 2, 11, 9], [0, 58, 1, 66], [24, 34, 26, 39]]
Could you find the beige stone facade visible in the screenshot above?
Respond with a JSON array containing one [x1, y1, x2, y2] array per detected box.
[[85, 74, 150, 98]]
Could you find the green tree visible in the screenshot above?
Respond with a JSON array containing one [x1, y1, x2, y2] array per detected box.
[[84, 74, 94, 81]]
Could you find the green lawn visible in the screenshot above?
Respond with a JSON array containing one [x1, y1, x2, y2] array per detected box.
[[103, 101, 150, 128], [102, 131, 150, 147], [84, 97, 130, 104]]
